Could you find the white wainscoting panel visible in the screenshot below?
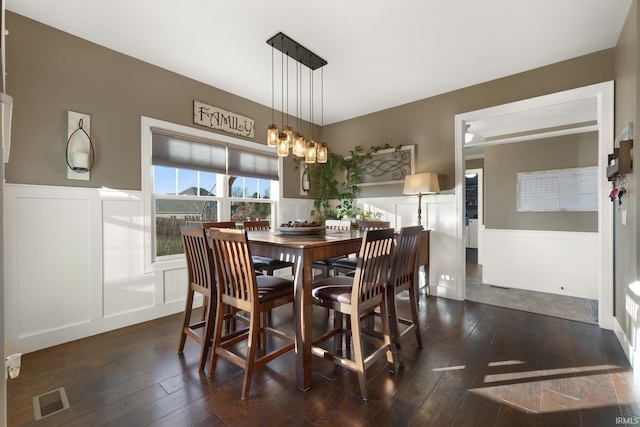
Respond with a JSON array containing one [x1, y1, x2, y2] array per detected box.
[[103, 199, 155, 317], [164, 268, 189, 304], [15, 196, 93, 337], [5, 184, 185, 354], [279, 198, 314, 224], [424, 194, 460, 300], [482, 229, 598, 299]]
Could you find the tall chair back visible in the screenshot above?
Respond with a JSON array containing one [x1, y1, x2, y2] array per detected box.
[[331, 220, 391, 275], [358, 220, 390, 231], [325, 219, 352, 231], [243, 220, 271, 231], [351, 228, 395, 311], [178, 226, 216, 371], [389, 226, 423, 293], [209, 229, 259, 312], [202, 221, 236, 229]]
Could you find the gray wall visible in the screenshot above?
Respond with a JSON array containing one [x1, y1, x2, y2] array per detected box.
[[5, 12, 319, 194], [484, 132, 598, 232], [7, 11, 615, 198], [323, 50, 614, 193]]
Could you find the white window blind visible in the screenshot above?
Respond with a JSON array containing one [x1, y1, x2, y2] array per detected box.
[[151, 127, 278, 180]]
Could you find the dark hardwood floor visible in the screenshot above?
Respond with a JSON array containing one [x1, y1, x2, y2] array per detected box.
[[7, 292, 639, 426]]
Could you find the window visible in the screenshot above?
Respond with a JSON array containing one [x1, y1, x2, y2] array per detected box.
[[229, 176, 275, 223], [153, 167, 221, 257], [142, 117, 281, 271]]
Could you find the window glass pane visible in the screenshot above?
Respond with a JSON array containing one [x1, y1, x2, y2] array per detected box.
[[230, 176, 243, 197], [258, 178, 272, 199], [230, 176, 275, 199], [177, 169, 198, 195], [155, 198, 220, 257], [200, 172, 217, 196], [231, 201, 272, 223], [153, 166, 176, 195], [244, 177, 258, 198]]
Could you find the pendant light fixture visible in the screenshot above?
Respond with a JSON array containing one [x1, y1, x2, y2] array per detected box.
[[316, 67, 328, 164], [266, 32, 328, 163], [305, 63, 317, 164]]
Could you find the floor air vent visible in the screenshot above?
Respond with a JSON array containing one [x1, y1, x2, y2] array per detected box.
[[33, 387, 70, 421]]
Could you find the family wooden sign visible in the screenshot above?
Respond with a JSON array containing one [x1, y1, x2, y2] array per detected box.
[[193, 100, 254, 138]]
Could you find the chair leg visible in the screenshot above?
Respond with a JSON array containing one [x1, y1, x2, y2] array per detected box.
[[259, 311, 268, 349], [380, 295, 398, 371], [387, 288, 405, 366], [241, 311, 260, 400], [350, 311, 368, 401], [201, 296, 208, 321], [207, 299, 226, 377], [199, 294, 215, 372], [178, 289, 195, 353], [333, 311, 343, 354], [408, 286, 422, 348]]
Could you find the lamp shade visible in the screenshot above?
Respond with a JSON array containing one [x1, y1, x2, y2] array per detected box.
[[403, 172, 440, 195]]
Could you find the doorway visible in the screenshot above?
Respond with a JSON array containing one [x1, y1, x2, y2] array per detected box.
[[454, 81, 614, 329]]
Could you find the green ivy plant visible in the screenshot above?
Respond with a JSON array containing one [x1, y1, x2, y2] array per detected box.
[[297, 143, 402, 222]]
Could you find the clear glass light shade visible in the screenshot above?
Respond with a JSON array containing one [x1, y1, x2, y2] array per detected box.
[[293, 133, 306, 157], [277, 133, 289, 157], [267, 124, 279, 147], [316, 143, 328, 163], [283, 126, 294, 147], [305, 140, 317, 164]]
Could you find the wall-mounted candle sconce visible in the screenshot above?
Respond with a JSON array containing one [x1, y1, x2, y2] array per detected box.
[[66, 111, 94, 180], [302, 165, 310, 192]]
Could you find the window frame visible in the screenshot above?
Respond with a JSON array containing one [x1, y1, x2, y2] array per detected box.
[[141, 116, 282, 272]]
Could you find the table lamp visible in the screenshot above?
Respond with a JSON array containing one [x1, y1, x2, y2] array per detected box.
[[403, 172, 440, 226]]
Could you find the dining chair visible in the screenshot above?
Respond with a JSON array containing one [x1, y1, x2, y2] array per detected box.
[[331, 220, 391, 275], [201, 221, 237, 229], [386, 225, 423, 366], [313, 219, 352, 279], [310, 228, 396, 401], [243, 220, 294, 277], [178, 226, 216, 372], [206, 228, 295, 400]]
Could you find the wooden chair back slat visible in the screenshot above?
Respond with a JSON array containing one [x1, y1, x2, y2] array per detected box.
[[208, 228, 257, 307], [202, 221, 236, 229], [358, 220, 391, 231], [352, 228, 394, 306], [243, 220, 271, 231], [325, 219, 351, 230], [181, 226, 215, 296], [390, 226, 423, 292]]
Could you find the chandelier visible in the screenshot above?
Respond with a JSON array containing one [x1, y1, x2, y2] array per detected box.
[[266, 32, 328, 164]]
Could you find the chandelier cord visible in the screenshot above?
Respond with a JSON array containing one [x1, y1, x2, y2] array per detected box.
[[271, 45, 275, 125], [320, 67, 324, 145], [280, 35, 285, 131], [309, 58, 313, 140]]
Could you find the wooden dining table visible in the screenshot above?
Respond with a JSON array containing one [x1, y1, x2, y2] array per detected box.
[[247, 229, 363, 391]]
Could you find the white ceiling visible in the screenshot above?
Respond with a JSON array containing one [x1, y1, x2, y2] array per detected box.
[[6, 0, 632, 125]]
